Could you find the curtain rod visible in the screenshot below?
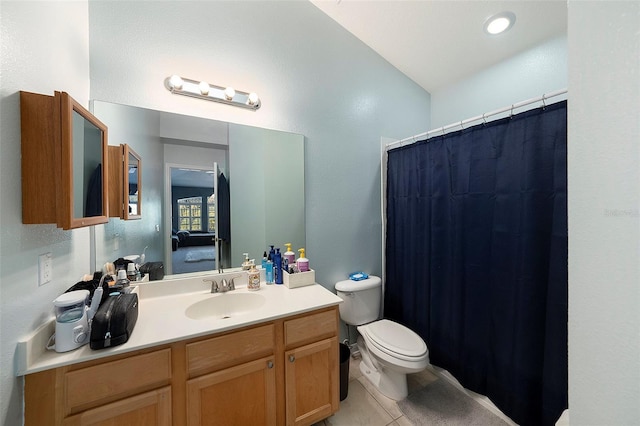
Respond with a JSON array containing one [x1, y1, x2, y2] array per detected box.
[[386, 89, 568, 150]]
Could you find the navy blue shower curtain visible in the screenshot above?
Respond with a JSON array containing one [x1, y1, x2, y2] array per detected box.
[[385, 101, 567, 426]]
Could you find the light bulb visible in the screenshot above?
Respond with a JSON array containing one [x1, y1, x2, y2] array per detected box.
[[199, 81, 210, 95], [224, 87, 235, 100], [247, 92, 260, 106], [169, 75, 184, 90], [484, 12, 515, 35]]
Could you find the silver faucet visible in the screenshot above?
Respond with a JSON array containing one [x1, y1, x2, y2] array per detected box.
[[204, 276, 237, 293]]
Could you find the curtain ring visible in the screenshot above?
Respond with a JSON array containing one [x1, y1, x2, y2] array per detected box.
[[459, 120, 464, 130], [542, 94, 547, 110], [510, 104, 515, 118], [482, 113, 487, 125]]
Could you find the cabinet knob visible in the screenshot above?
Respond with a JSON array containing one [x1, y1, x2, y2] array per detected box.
[[289, 355, 295, 363], [267, 360, 274, 369]]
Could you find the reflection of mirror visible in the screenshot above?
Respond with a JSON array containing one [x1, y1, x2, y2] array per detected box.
[[125, 145, 141, 220], [20, 91, 109, 230], [92, 101, 305, 279], [108, 144, 141, 220]]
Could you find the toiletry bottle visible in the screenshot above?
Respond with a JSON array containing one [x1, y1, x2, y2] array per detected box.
[[242, 253, 251, 270], [283, 243, 295, 272], [266, 259, 274, 284], [261, 251, 268, 269], [113, 269, 130, 295], [273, 248, 283, 284], [126, 263, 137, 282], [297, 248, 310, 272], [247, 260, 260, 291]]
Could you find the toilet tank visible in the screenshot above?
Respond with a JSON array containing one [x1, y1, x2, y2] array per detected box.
[[335, 276, 382, 325]]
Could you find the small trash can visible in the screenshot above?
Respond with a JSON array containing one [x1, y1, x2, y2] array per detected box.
[[339, 343, 350, 401]]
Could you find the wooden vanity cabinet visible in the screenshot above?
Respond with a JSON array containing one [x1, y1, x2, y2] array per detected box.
[[23, 306, 339, 426], [24, 347, 172, 425], [185, 324, 277, 426], [284, 309, 340, 426], [20, 91, 109, 230], [108, 144, 142, 220]]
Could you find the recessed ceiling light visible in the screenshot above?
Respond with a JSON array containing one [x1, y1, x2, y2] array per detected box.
[[484, 11, 516, 35]]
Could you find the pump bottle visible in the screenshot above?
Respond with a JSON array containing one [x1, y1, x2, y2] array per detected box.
[[296, 248, 309, 272]]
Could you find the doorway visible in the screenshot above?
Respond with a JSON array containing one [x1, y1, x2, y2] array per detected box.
[[165, 163, 219, 275]]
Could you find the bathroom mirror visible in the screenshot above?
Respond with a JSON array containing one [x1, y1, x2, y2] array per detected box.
[[92, 101, 305, 278]]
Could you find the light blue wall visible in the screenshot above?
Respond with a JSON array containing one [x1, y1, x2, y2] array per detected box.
[[88, 1, 432, 290], [1, 2, 92, 424], [431, 35, 567, 129]]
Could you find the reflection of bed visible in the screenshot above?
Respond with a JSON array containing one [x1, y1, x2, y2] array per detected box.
[[172, 230, 215, 251], [184, 233, 215, 247]]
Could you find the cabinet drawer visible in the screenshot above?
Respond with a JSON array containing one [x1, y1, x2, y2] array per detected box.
[[187, 324, 275, 377], [285, 309, 337, 348], [65, 349, 171, 414], [62, 386, 172, 426]]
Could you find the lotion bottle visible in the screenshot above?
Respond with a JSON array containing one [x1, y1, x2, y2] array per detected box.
[[283, 243, 295, 272], [296, 248, 310, 272]]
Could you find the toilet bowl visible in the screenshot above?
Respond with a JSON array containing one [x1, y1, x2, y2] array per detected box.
[[335, 276, 429, 400]]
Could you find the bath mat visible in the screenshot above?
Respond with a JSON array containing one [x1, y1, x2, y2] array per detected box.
[[398, 378, 510, 426], [184, 249, 215, 262]]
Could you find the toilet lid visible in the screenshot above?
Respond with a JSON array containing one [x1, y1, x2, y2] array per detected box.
[[364, 319, 427, 358]]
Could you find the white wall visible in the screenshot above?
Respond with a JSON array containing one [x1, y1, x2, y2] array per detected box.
[[0, 2, 91, 424], [431, 34, 568, 129], [567, 1, 640, 424]]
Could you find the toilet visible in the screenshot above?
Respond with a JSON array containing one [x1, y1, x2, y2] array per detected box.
[[335, 275, 429, 400]]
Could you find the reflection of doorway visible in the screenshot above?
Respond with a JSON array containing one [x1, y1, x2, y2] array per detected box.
[[166, 164, 218, 275]]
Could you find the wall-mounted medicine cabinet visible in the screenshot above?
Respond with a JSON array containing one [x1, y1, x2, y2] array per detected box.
[[20, 91, 109, 230], [108, 144, 141, 220]]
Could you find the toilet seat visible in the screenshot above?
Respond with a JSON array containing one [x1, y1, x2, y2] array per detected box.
[[359, 319, 427, 362]]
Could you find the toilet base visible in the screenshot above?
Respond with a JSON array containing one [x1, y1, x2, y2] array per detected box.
[[358, 339, 409, 400]]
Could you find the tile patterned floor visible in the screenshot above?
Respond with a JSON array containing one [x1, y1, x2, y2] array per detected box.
[[313, 355, 440, 426]]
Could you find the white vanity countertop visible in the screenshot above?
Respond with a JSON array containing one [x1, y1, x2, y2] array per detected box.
[[16, 274, 342, 376]]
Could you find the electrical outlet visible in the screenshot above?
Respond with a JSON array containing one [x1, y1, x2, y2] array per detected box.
[[38, 252, 52, 286]]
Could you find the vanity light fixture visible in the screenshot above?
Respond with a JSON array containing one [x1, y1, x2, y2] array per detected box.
[[165, 75, 261, 110], [483, 11, 516, 35]]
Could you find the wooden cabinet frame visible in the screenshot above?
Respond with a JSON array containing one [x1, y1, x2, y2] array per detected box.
[[20, 91, 109, 229], [109, 144, 142, 220]]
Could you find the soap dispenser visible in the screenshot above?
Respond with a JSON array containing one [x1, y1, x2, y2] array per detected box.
[[247, 260, 260, 291], [242, 253, 251, 270], [296, 248, 309, 272]]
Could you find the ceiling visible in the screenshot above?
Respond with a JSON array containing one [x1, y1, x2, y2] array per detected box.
[[309, 0, 567, 93], [171, 168, 215, 189]]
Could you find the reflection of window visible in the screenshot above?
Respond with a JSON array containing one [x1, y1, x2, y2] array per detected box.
[[178, 197, 202, 231], [207, 194, 216, 233]]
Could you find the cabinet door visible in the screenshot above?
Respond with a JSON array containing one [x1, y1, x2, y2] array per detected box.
[[186, 355, 276, 426], [285, 338, 339, 426], [62, 386, 171, 426]]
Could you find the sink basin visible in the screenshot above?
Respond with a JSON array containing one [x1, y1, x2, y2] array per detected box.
[[185, 292, 266, 320]]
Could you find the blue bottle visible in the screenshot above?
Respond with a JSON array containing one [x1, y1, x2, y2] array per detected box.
[[266, 260, 274, 284], [273, 248, 283, 284]]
